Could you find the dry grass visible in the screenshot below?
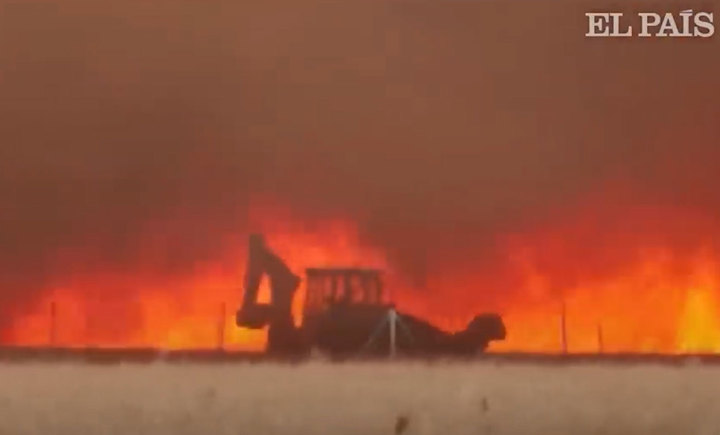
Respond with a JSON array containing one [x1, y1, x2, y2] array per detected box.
[[0, 360, 719, 434]]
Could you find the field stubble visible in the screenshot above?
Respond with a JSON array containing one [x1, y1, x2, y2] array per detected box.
[[0, 360, 718, 435]]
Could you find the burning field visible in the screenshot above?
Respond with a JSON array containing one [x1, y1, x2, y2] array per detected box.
[[2, 0, 720, 432], [1, 360, 719, 435], [1, 0, 720, 357], [7, 193, 720, 355]]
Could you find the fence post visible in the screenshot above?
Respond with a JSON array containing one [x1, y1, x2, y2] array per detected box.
[[217, 302, 226, 350], [49, 301, 57, 347], [560, 300, 568, 354], [389, 309, 397, 359]]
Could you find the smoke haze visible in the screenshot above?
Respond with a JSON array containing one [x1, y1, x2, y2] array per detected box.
[[1, 0, 719, 339]]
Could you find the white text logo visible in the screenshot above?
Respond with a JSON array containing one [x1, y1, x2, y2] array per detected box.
[[585, 10, 714, 38]]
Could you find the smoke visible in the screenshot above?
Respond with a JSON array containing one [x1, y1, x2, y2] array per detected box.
[[1, 0, 719, 331]]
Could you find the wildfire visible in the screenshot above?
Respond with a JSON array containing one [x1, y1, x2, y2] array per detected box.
[[6, 203, 387, 351], [489, 249, 720, 354], [481, 199, 720, 354], [5, 197, 720, 354]]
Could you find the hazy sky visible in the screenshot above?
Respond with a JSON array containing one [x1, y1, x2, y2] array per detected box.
[[1, 0, 719, 316]]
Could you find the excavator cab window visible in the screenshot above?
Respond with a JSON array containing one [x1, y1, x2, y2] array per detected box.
[[303, 268, 386, 317], [349, 275, 365, 303]]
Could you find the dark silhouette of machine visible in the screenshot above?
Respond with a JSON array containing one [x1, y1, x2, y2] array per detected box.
[[235, 233, 304, 354], [235, 234, 506, 357]]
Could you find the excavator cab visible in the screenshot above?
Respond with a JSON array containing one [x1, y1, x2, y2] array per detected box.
[[303, 268, 389, 315], [302, 268, 396, 355]]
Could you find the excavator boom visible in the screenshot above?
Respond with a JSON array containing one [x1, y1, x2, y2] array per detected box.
[[236, 234, 302, 354]]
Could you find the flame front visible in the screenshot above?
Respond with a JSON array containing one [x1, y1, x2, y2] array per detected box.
[[490, 249, 720, 353], [6, 197, 720, 354], [6, 203, 387, 351]]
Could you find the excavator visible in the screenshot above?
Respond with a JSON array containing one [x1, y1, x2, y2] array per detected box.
[[235, 233, 506, 357]]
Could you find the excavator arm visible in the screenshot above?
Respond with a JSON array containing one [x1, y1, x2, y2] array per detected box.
[[236, 234, 271, 329], [241, 240, 264, 310], [236, 233, 303, 353]]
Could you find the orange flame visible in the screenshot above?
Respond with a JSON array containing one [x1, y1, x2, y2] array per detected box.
[[413, 198, 720, 354], [488, 248, 720, 353], [6, 196, 720, 354], [6, 202, 387, 350]]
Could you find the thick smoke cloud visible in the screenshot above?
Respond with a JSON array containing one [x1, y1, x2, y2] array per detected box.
[[1, 0, 719, 321]]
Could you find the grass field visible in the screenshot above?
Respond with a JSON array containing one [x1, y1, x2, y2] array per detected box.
[[0, 360, 718, 435]]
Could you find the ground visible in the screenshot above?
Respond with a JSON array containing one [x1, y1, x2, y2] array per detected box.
[[0, 360, 718, 434]]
